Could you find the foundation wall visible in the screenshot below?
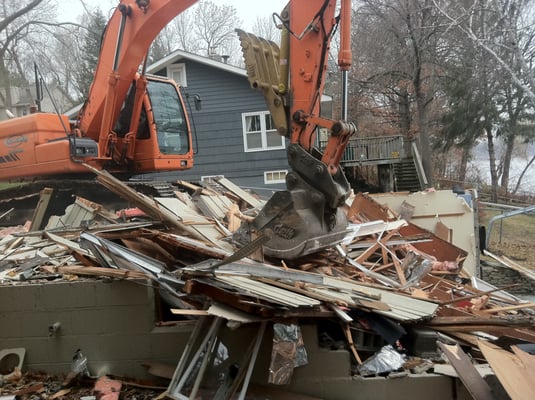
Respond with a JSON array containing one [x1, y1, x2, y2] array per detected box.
[[0, 279, 193, 378], [1, 280, 472, 399]]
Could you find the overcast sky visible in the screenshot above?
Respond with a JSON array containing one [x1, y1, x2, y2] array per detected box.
[[60, 0, 288, 29]]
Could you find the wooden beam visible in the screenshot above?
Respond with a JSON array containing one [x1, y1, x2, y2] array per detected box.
[[437, 342, 494, 400]]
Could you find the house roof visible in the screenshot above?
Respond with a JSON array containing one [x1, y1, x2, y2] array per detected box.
[[65, 50, 332, 117], [147, 49, 247, 77]]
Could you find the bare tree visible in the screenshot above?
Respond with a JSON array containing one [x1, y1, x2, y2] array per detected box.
[[0, 0, 92, 115], [433, 0, 535, 199], [432, 0, 535, 103], [251, 15, 281, 43], [353, 0, 447, 186], [150, 1, 242, 64], [152, 7, 202, 58], [0, 0, 46, 116], [193, 1, 241, 62]]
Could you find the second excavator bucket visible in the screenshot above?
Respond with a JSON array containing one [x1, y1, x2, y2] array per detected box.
[[236, 29, 288, 137]]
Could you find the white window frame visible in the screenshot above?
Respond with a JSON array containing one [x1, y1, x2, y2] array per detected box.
[[241, 111, 285, 152], [201, 175, 224, 184], [167, 63, 187, 87], [264, 170, 288, 185]]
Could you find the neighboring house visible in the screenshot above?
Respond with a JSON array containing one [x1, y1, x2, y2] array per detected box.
[[0, 86, 32, 120], [0, 83, 73, 121], [146, 50, 290, 197]]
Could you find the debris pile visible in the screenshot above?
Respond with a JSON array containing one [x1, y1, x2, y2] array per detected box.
[[1, 169, 534, 399]]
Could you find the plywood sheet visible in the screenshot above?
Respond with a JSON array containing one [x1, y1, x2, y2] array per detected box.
[[478, 339, 535, 400]]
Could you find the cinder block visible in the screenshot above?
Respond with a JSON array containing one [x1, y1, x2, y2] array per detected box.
[[70, 305, 154, 335], [0, 284, 40, 312], [94, 279, 153, 307]]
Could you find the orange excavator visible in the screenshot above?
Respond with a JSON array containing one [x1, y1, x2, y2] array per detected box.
[[0, 0, 355, 260], [0, 0, 199, 180]]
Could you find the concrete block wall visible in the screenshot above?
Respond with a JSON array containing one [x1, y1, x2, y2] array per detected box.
[[1, 280, 472, 399], [0, 279, 193, 378]]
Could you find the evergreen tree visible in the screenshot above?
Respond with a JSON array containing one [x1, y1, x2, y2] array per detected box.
[[76, 8, 107, 101]]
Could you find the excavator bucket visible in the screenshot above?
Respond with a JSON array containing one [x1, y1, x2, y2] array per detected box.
[[236, 29, 288, 136], [234, 143, 351, 260]]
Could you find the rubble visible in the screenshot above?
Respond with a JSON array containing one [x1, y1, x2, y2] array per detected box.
[[1, 174, 534, 399]]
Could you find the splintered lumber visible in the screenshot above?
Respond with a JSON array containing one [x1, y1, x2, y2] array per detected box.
[[41, 265, 150, 280], [215, 177, 263, 209], [481, 302, 535, 314], [343, 323, 363, 365], [437, 342, 494, 400], [84, 164, 207, 241], [478, 340, 535, 400], [484, 249, 535, 281], [29, 188, 53, 231]]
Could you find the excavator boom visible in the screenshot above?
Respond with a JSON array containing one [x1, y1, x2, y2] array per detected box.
[[78, 0, 197, 141]]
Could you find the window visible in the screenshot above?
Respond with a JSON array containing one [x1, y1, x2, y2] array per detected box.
[[242, 111, 285, 152], [147, 79, 189, 155], [264, 170, 287, 184], [167, 63, 187, 87], [201, 175, 224, 184]]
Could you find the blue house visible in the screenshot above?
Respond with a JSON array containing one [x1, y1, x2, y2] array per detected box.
[[147, 50, 290, 198]]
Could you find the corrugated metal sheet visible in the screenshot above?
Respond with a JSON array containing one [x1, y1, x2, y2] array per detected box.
[[322, 277, 439, 322], [216, 275, 321, 308]]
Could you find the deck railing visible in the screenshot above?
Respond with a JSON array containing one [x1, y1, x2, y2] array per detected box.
[[319, 135, 405, 165]]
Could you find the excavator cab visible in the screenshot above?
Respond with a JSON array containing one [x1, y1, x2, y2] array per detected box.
[[105, 75, 194, 173], [0, 0, 203, 182]]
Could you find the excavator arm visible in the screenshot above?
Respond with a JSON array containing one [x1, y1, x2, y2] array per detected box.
[[236, 0, 356, 259]]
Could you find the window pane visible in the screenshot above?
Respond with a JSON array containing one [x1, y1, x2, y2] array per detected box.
[[148, 80, 189, 155], [264, 113, 274, 130], [266, 130, 282, 148], [246, 115, 261, 132], [247, 132, 262, 149]]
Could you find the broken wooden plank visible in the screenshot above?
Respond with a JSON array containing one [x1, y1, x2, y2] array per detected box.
[[437, 342, 494, 400], [40, 265, 150, 280], [478, 339, 535, 400], [483, 249, 535, 282], [215, 177, 263, 209], [45, 231, 94, 260], [481, 302, 535, 314], [216, 275, 321, 308], [29, 188, 53, 231], [84, 164, 208, 242]]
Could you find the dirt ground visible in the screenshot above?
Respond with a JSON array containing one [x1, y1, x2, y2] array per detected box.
[[488, 240, 535, 270]]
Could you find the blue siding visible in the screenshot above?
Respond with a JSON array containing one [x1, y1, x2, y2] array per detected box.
[[150, 59, 289, 194]]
